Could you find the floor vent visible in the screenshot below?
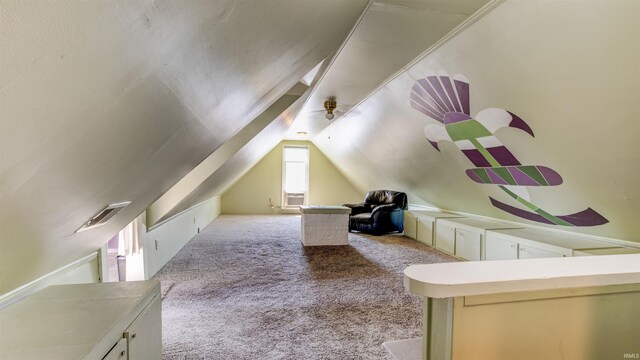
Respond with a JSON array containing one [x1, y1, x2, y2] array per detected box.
[[76, 202, 130, 233]]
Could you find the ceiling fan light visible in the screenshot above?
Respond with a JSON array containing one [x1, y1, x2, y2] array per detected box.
[[325, 112, 334, 120]]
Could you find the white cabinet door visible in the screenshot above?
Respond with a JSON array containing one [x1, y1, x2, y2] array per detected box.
[[103, 337, 127, 360], [126, 295, 162, 359], [455, 228, 482, 261], [436, 223, 456, 254], [416, 218, 434, 246], [519, 245, 565, 259], [404, 211, 417, 239], [486, 236, 518, 260]]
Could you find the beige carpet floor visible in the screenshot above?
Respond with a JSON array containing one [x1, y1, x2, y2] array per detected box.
[[154, 215, 457, 359]]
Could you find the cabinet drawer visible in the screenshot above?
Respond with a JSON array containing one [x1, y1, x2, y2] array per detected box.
[[436, 223, 456, 254], [519, 244, 565, 259], [103, 337, 127, 360], [486, 236, 518, 260], [455, 228, 482, 261], [416, 218, 434, 246], [126, 295, 162, 359]]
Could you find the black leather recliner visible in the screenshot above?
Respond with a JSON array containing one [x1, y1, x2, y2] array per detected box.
[[343, 190, 408, 235]]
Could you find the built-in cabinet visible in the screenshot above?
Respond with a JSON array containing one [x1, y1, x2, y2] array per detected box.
[[0, 280, 161, 360], [404, 210, 463, 246], [484, 234, 518, 260], [104, 338, 129, 360], [436, 221, 457, 253], [404, 255, 640, 360], [435, 218, 520, 260], [405, 211, 639, 262], [403, 211, 417, 239], [125, 292, 162, 359], [485, 228, 622, 260]]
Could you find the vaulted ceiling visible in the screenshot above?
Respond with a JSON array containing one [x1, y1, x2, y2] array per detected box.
[[2, 0, 639, 294], [1, 0, 369, 292]]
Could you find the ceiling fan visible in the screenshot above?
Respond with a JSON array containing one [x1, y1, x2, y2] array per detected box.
[[308, 98, 358, 120], [323, 99, 337, 120]]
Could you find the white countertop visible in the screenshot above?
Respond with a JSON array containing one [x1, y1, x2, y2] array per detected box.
[[0, 280, 160, 360], [487, 228, 619, 250], [405, 254, 640, 298], [408, 210, 463, 219], [437, 217, 520, 231], [299, 205, 351, 214]]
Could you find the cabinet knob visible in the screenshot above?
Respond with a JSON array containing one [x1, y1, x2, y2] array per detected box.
[[120, 350, 126, 357], [131, 333, 137, 339]]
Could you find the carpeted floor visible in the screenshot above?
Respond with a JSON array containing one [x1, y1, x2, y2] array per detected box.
[[154, 215, 457, 360]]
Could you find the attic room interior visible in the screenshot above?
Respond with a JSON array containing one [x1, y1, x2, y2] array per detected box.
[[1, 0, 639, 359]]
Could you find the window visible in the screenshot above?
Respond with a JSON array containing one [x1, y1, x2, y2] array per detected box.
[[282, 145, 309, 208]]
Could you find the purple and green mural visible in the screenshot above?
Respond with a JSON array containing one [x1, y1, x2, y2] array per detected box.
[[409, 71, 607, 226]]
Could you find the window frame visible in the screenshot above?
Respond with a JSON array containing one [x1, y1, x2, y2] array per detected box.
[[281, 145, 310, 209]]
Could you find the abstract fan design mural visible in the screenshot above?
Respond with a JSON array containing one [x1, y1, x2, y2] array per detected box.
[[409, 71, 607, 226]]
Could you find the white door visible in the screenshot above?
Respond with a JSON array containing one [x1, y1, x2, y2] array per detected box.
[[103, 337, 127, 360], [126, 295, 162, 359], [416, 218, 434, 246], [404, 211, 417, 239], [485, 235, 518, 260], [455, 228, 482, 261], [436, 223, 456, 254]]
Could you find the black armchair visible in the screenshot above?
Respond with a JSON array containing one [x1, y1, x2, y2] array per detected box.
[[343, 190, 408, 235]]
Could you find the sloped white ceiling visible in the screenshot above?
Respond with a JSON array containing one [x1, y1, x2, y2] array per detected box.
[[148, 92, 305, 226], [289, 0, 492, 138], [0, 0, 368, 293], [149, 0, 498, 223], [313, 1, 640, 242]]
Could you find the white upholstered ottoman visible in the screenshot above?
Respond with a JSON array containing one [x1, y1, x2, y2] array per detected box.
[[299, 205, 351, 246]]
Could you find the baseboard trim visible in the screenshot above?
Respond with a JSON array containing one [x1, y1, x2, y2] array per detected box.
[[0, 252, 99, 309]]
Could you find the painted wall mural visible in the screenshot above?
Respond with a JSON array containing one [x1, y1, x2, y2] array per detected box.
[[409, 72, 608, 226]]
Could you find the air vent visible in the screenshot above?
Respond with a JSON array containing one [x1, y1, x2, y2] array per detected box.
[[76, 202, 131, 233]]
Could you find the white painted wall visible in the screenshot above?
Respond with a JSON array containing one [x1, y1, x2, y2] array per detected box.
[[221, 141, 363, 214], [0, 252, 100, 309], [143, 196, 221, 278]]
